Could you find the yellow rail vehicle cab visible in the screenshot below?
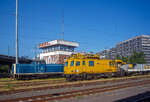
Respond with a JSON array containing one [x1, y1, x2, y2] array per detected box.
[[64, 53, 124, 80]]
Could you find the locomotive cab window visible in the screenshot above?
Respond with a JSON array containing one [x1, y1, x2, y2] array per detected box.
[[70, 61, 74, 66], [109, 62, 112, 66], [89, 61, 94, 66], [109, 61, 115, 67], [76, 61, 80, 66], [83, 61, 85, 65], [65, 62, 68, 66]]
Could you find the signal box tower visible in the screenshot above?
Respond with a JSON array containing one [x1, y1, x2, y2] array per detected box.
[[39, 40, 79, 64]]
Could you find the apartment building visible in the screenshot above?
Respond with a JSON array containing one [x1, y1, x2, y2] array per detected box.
[[99, 35, 150, 63], [116, 35, 150, 63], [99, 47, 117, 60]]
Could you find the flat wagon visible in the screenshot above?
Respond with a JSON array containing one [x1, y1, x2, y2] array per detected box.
[[121, 64, 150, 75]]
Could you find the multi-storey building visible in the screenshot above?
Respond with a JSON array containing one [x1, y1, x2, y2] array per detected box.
[[99, 48, 117, 60], [38, 40, 79, 64], [108, 47, 117, 60], [99, 35, 150, 63], [116, 35, 150, 63], [99, 49, 109, 59]]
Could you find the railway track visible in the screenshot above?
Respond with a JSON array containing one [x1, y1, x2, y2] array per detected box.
[[0, 78, 65, 84], [0, 79, 66, 88], [0, 75, 150, 95], [0, 75, 149, 89], [1, 79, 150, 102]]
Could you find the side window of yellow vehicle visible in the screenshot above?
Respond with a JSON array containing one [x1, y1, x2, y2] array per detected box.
[[70, 61, 74, 66], [109, 62, 112, 66], [89, 61, 94, 66], [109, 61, 115, 67], [76, 61, 80, 66], [65, 62, 68, 66], [83, 61, 85, 65]]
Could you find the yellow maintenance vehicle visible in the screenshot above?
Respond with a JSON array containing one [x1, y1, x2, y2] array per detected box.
[[64, 53, 125, 81]]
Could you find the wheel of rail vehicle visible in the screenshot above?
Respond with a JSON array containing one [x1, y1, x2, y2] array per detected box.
[[86, 74, 93, 80], [106, 73, 113, 78], [118, 68, 125, 77], [66, 77, 71, 81], [93, 74, 98, 79], [66, 75, 72, 81], [81, 72, 87, 80]]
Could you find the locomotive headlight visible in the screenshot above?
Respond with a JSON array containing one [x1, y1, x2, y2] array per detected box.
[[75, 69, 79, 72]]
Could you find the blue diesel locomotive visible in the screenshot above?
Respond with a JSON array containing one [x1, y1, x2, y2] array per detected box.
[[12, 63, 64, 79]]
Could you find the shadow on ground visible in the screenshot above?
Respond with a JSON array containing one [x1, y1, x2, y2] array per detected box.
[[115, 91, 150, 102]]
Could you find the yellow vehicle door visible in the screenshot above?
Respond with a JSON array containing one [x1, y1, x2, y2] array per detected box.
[[70, 60, 75, 74], [82, 61, 86, 73], [64, 61, 69, 74], [88, 60, 95, 74], [75, 61, 81, 74], [108, 61, 114, 72], [111, 61, 117, 72]]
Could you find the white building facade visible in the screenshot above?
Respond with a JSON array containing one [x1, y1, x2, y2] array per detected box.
[[38, 40, 79, 64]]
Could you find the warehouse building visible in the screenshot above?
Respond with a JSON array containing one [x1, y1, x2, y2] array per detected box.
[[38, 40, 79, 64]]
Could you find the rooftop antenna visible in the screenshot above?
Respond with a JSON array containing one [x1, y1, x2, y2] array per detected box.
[[62, 10, 64, 40]]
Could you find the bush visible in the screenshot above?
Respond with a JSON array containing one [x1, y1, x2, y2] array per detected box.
[[0, 65, 10, 78], [116, 51, 146, 64], [0, 65, 9, 73]]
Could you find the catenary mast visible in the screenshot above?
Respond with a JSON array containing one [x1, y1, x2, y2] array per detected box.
[[62, 11, 64, 40], [16, 0, 18, 64]]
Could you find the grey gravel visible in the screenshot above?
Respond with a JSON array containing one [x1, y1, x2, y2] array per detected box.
[[0, 78, 149, 101], [60, 83, 150, 102]]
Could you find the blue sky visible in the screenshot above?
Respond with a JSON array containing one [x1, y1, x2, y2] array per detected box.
[[0, 0, 150, 58]]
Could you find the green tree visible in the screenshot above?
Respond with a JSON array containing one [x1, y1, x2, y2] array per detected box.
[[122, 56, 129, 63], [115, 51, 146, 64], [129, 51, 145, 64], [116, 54, 121, 60], [0, 65, 9, 73]]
